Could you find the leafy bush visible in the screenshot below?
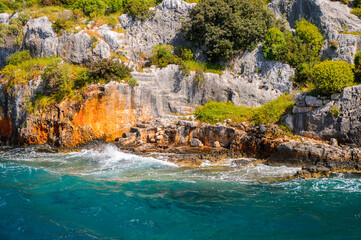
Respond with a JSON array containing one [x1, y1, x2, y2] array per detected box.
[[0, 2, 9, 12], [128, 77, 139, 87], [262, 20, 324, 83], [183, 0, 277, 62], [354, 51, 361, 82], [330, 106, 340, 117], [42, 58, 87, 102], [52, 18, 72, 35], [178, 47, 194, 61], [295, 19, 324, 54], [194, 94, 294, 125], [313, 60, 354, 95], [262, 27, 286, 61], [83, 59, 132, 86], [123, 0, 153, 20], [6, 50, 31, 65], [193, 68, 205, 84], [74, 0, 106, 16], [150, 44, 181, 68], [106, 0, 123, 13]]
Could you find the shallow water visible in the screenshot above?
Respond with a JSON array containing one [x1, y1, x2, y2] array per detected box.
[[1, 144, 361, 239]]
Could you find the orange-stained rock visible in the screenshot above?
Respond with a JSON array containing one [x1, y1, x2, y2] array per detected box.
[[0, 117, 13, 137]]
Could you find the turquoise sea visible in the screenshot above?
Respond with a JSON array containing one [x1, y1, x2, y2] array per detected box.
[[1, 144, 361, 239]]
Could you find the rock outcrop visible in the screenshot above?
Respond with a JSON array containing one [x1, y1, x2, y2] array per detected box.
[[0, 79, 152, 147], [24, 16, 58, 58], [283, 85, 361, 147], [268, 0, 361, 63], [118, 0, 195, 60]]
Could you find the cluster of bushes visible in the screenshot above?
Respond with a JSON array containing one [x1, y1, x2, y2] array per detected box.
[[150, 44, 225, 76], [194, 94, 294, 125], [0, 12, 29, 47], [1, 51, 133, 110], [182, 0, 279, 63], [262, 19, 324, 83]]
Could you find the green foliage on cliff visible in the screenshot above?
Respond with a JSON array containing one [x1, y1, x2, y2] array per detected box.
[[150, 44, 181, 68], [312, 60, 354, 95], [182, 0, 278, 63], [354, 51, 361, 82], [262, 19, 324, 83], [6, 50, 31, 65], [150, 44, 225, 74], [195, 94, 294, 125]]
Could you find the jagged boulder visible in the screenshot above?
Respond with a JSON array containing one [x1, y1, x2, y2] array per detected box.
[[57, 32, 93, 64], [0, 13, 10, 24], [287, 85, 361, 146], [24, 16, 58, 58], [92, 38, 111, 59], [268, 0, 361, 63]]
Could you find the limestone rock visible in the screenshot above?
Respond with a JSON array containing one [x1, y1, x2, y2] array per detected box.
[[98, 29, 126, 51], [292, 85, 361, 146], [92, 39, 111, 59], [118, 0, 194, 60], [305, 96, 323, 107], [24, 16, 58, 58], [0, 13, 10, 24], [190, 138, 203, 147], [57, 32, 92, 64], [268, 0, 361, 63]]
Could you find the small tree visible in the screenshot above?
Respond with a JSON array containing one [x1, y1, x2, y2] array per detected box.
[[150, 44, 180, 68]]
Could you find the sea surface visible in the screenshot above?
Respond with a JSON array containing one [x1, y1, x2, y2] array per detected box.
[[1, 144, 361, 239]]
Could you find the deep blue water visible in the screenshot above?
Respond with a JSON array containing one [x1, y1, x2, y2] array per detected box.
[[1, 145, 361, 239]]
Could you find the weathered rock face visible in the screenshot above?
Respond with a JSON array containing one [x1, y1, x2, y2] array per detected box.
[[57, 32, 93, 64], [118, 0, 195, 60], [24, 16, 58, 58], [284, 85, 361, 147], [268, 0, 361, 63], [0, 80, 152, 147], [132, 59, 293, 118]]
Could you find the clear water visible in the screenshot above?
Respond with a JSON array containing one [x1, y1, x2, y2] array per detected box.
[[1, 144, 361, 239]]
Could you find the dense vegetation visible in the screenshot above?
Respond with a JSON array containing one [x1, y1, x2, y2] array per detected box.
[[194, 94, 294, 125], [182, 0, 278, 63], [312, 60, 354, 95], [1, 51, 132, 110], [262, 19, 324, 83]]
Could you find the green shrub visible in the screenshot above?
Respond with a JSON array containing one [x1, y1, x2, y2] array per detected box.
[[355, 0, 361, 7], [183, 0, 277, 63], [193, 68, 205, 84], [52, 18, 71, 35], [6, 50, 32, 65], [5, 24, 21, 35], [262, 27, 286, 61], [330, 106, 340, 117], [123, 0, 154, 20], [263, 20, 324, 83], [354, 51, 361, 82], [106, 0, 123, 13], [74, 0, 106, 16], [0, 2, 9, 12], [150, 44, 181, 68], [351, 8, 361, 19], [194, 94, 294, 125], [295, 19, 324, 54], [178, 47, 194, 61], [128, 77, 139, 87], [179, 61, 190, 76], [313, 60, 354, 95], [84, 59, 132, 85]]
